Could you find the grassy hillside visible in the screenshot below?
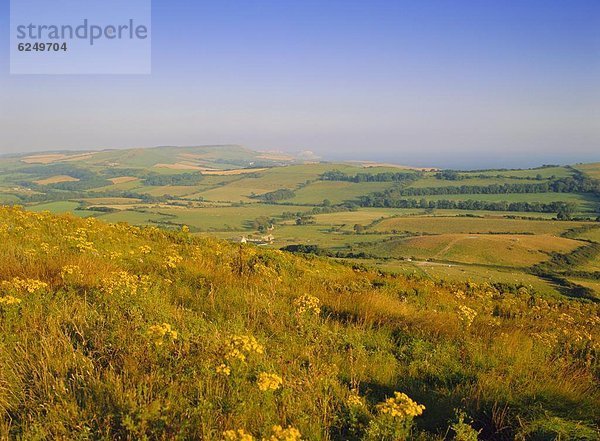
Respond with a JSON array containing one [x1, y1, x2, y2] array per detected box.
[[0, 206, 598, 440]]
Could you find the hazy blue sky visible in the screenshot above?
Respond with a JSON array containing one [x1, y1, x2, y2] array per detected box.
[[0, 0, 599, 168]]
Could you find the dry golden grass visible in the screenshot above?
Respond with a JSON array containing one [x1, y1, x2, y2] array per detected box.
[[201, 168, 268, 175], [21, 154, 68, 164], [109, 176, 139, 184], [33, 175, 80, 185], [154, 162, 217, 171], [257, 153, 295, 161], [22, 152, 97, 164], [345, 160, 437, 171]]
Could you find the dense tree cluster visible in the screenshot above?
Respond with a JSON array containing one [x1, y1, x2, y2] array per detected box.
[[435, 164, 561, 179], [250, 216, 274, 232], [252, 188, 296, 202], [142, 172, 203, 186], [356, 195, 578, 214], [19, 164, 112, 190], [320, 170, 421, 183], [400, 176, 599, 196]]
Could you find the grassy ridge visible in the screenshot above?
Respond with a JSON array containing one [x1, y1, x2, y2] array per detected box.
[[0, 206, 598, 440]]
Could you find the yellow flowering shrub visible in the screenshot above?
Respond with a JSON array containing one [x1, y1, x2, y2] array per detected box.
[[101, 271, 150, 296], [266, 425, 302, 441], [60, 265, 84, 285], [346, 390, 365, 407], [224, 334, 264, 363], [165, 253, 183, 269], [66, 228, 97, 254], [146, 323, 178, 346], [294, 294, 321, 316], [366, 392, 425, 440], [216, 364, 231, 376], [0, 295, 22, 306], [108, 251, 123, 260], [257, 372, 282, 391], [457, 305, 477, 328], [1, 277, 48, 294], [376, 392, 425, 419], [222, 429, 255, 441]]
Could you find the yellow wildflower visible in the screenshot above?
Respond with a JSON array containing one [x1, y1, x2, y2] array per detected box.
[[1, 277, 48, 294], [101, 271, 150, 296], [0, 295, 22, 306], [347, 390, 365, 407], [266, 425, 302, 441], [223, 429, 255, 441], [294, 294, 321, 316], [216, 364, 231, 376], [60, 265, 84, 284], [165, 253, 183, 269], [139, 245, 152, 255], [257, 372, 282, 391], [225, 335, 264, 363], [457, 305, 477, 328], [376, 392, 425, 419], [146, 323, 178, 346]]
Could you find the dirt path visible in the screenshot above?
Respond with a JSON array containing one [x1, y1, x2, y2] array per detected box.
[[432, 235, 464, 259]]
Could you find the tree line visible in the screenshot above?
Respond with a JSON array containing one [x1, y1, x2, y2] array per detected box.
[[251, 188, 296, 202], [355, 195, 578, 215], [142, 172, 203, 186], [399, 176, 600, 196], [320, 170, 421, 183]]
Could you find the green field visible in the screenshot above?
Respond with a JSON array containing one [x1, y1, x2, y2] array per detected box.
[[461, 166, 574, 179], [94, 204, 301, 231], [311, 209, 424, 227], [290, 181, 396, 204], [407, 176, 544, 188], [28, 201, 83, 213], [402, 192, 598, 212], [2, 146, 599, 303], [577, 226, 600, 242], [371, 216, 590, 235], [352, 258, 564, 297], [92, 209, 174, 225], [0, 193, 20, 203], [361, 234, 582, 267]]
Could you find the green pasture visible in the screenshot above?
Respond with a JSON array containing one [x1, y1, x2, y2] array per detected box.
[[354, 258, 563, 298], [360, 233, 583, 268], [290, 181, 396, 204], [371, 216, 590, 235]]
